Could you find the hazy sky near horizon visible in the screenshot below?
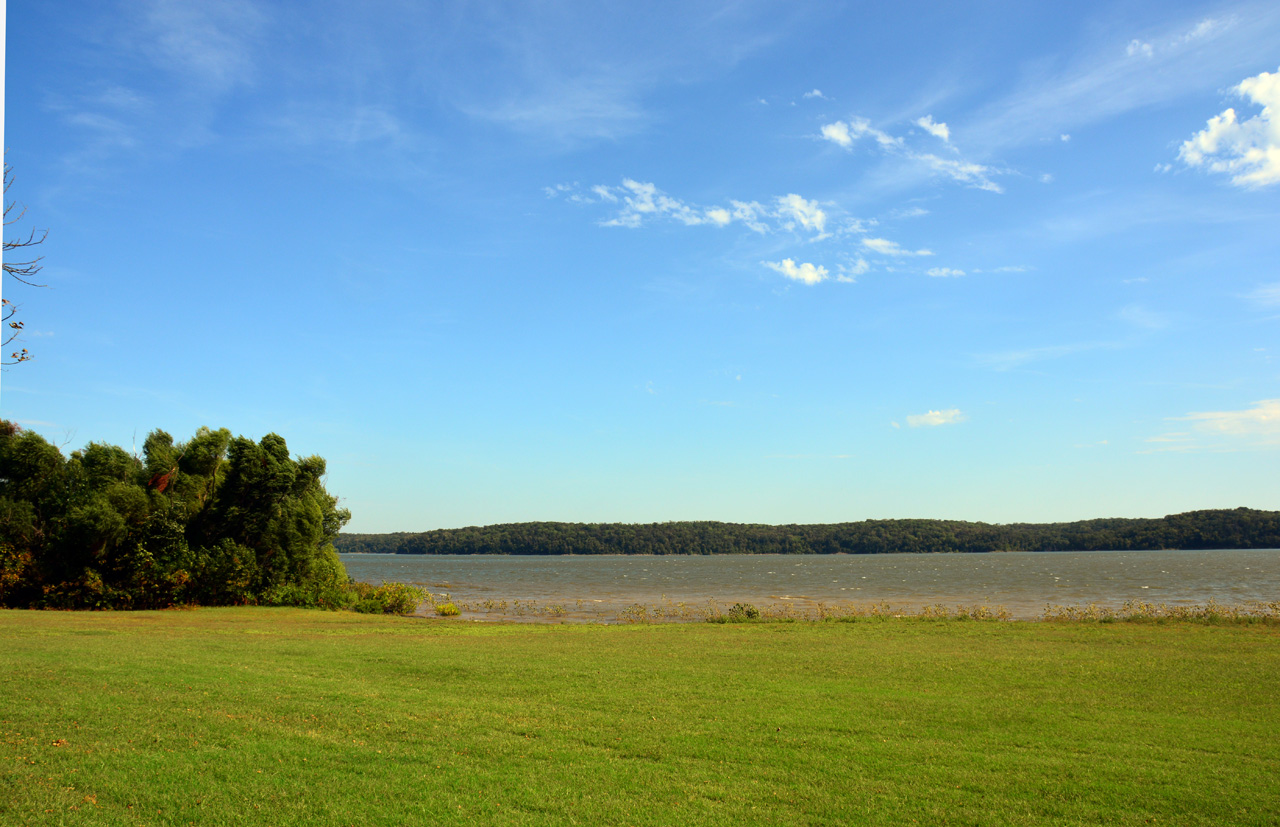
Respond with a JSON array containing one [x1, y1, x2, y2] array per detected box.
[[4, 0, 1279, 532]]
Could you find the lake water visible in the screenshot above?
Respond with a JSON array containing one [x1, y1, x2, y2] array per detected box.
[[340, 549, 1280, 621]]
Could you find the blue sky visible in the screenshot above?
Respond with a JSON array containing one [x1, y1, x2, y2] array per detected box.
[[4, 0, 1278, 532]]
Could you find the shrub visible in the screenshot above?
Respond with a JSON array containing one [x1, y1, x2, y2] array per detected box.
[[346, 581, 426, 615], [435, 602, 460, 617]]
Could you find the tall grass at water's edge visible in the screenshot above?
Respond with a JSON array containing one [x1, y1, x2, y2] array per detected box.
[[2, 608, 1278, 826], [414, 588, 1280, 624]]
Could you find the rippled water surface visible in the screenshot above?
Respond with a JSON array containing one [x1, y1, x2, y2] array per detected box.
[[341, 549, 1280, 620]]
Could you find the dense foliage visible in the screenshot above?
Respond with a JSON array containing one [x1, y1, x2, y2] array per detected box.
[[0, 421, 355, 609], [336, 508, 1280, 556]]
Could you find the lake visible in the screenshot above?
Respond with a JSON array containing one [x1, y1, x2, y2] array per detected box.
[[340, 548, 1280, 621]]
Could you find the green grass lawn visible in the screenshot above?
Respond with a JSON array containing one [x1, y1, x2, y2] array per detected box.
[[2, 609, 1277, 826]]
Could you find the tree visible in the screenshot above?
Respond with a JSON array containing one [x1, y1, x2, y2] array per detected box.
[[3, 159, 47, 365], [0, 423, 353, 609]]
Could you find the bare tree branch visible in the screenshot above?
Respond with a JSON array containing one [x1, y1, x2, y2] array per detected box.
[[3, 158, 48, 365]]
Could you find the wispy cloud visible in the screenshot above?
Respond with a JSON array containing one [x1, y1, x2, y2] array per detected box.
[[1179, 65, 1280, 187], [862, 238, 933, 256], [906, 409, 966, 427], [836, 258, 870, 283], [447, 3, 789, 145], [926, 267, 964, 278], [592, 179, 732, 228], [1126, 39, 1154, 59], [467, 77, 648, 144], [554, 180, 837, 239], [1181, 398, 1280, 442], [1117, 304, 1171, 330], [913, 153, 1003, 192], [802, 89, 830, 100], [138, 0, 266, 91], [819, 117, 1001, 192], [961, 12, 1280, 150], [268, 104, 408, 147], [1246, 282, 1280, 307], [974, 341, 1117, 371]]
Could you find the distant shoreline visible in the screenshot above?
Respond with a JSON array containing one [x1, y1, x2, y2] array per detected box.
[[335, 508, 1280, 556]]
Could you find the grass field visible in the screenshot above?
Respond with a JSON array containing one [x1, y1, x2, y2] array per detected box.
[[2, 609, 1278, 826]]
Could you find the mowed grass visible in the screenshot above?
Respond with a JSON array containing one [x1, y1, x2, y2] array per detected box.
[[2, 609, 1278, 826]]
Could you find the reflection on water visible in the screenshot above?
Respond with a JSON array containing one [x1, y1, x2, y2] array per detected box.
[[339, 549, 1280, 621]]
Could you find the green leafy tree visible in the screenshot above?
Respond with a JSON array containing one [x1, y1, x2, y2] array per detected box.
[[0, 422, 351, 609]]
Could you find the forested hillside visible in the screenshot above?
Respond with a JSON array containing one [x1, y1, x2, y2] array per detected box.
[[336, 509, 1280, 556]]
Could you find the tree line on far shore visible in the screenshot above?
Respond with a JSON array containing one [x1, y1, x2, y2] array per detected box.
[[335, 508, 1280, 556]]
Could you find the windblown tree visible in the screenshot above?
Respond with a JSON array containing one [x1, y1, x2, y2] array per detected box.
[[0, 422, 351, 609]]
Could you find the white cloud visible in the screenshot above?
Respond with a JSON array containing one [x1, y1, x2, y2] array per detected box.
[[889, 206, 929, 219], [862, 237, 933, 256], [1181, 399, 1280, 442], [819, 117, 900, 150], [906, 409, 966, 427], [915, 115, 950, 142], [926, 267, 965, 278], [568, 180, 859, 242], [803, 89, 830, 100], [592, 179, 737, 229], [820, 121, 854, 148], [764, 258, 829, 285], [774, 193, 827, 235], [1179, 66, 1280, 187], [705, 207, 731, 227], [1060, 134, 1071, 142], [1126, 39, 1154, 59]]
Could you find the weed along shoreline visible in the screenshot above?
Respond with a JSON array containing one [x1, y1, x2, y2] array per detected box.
[[4, 607, 1278, 826], [409, 589, 1280, 625]]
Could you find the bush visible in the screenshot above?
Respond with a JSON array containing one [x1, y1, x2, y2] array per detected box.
[[435, 602, 460, 617], [347, 581, 426, 615]]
